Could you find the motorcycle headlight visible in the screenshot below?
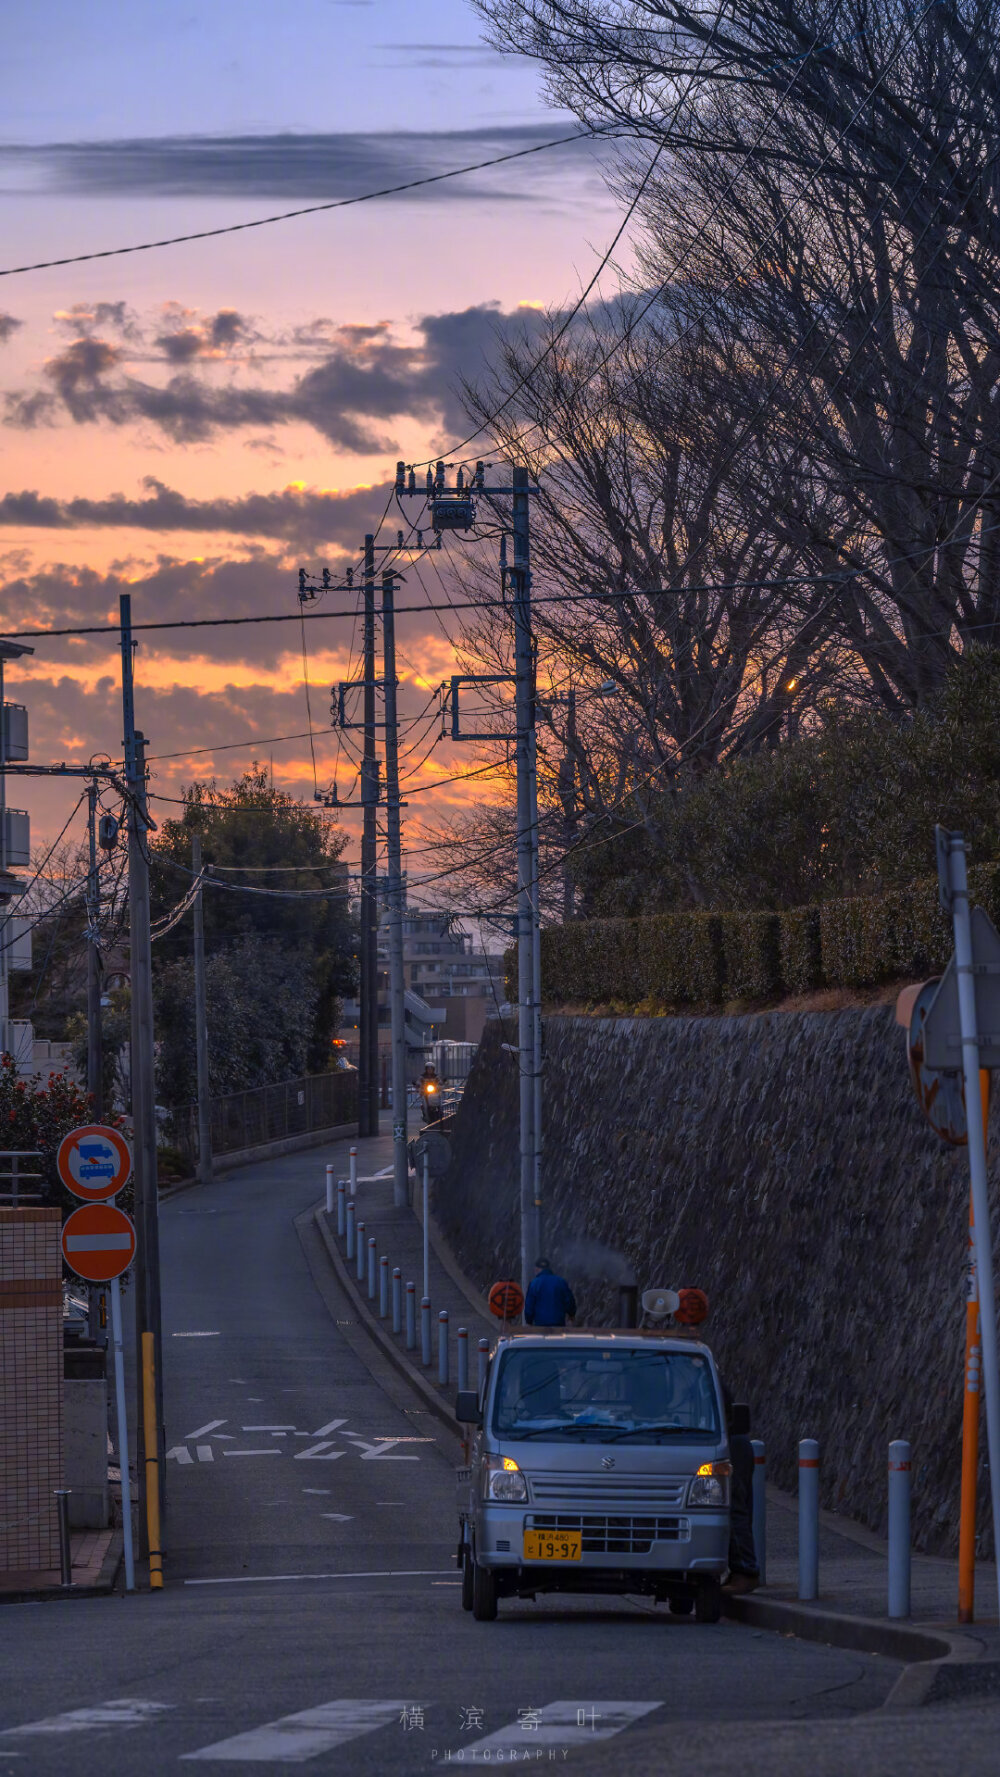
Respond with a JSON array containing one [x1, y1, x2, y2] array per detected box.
[[688, 1461, 731, 1508], [483, 1455, 528, 1503]]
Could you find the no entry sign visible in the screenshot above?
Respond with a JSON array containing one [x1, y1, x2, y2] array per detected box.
[[56, 1124, 132, 1201], [61, 1202, 136, 1282]]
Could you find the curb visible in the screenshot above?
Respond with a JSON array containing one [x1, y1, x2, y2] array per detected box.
[[160, 1121, 359, 1200], [313, 1207, 463, 1444], [722, 1590, 995, 1707]]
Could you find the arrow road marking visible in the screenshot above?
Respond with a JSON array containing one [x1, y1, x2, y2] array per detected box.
[[311, 1419, 348, 1438], [322, 1514, 353, 1522], [294, 1442, 347, 1461], [184, 1420, 227, 1441], [166, 1446, 193, 1466]]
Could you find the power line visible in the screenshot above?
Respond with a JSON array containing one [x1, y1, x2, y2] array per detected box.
[[0, 128, 623, 280]]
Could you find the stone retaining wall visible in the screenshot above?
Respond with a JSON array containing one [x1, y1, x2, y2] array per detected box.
[[432, 1008, 990, 1557]]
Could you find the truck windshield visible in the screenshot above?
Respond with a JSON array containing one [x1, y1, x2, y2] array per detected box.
[[492, 1346, 721, 1442]]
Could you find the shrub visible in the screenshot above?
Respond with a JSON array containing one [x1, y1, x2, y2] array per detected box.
[[720, 912, 782, 1000], [780, 907, 823, 993]]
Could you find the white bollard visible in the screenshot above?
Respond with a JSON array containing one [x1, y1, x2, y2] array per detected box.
[[888, 1439, 912, 1619], [457, 1326, 469, 1393], [349, 1146, 358, 1196], [356, 1220, 366, 1282], [798, 1438, 820, 1601], [367, 1235, 377, 1300], [345, 1199, 356, 1261], [337, 1180, 346, 1239], [379, 1255, 389, 1319], [392, 1267, 402, 1335], [438, 1310, 449, 1386], [325, 1162, 335, 1216], [751, 1439, 767, 1586]]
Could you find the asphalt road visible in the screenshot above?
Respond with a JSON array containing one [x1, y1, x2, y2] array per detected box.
[[1, 1138, 995, 1773]]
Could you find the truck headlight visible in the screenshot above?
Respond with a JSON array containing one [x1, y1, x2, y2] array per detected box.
[[483, 1455, 528, 1503], [688, 1461, 731, 1508]]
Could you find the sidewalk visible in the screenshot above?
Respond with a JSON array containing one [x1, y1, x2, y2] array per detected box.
[[314, 1144, 497, 1430], [0, 1526, 122, 1602], [313, 1136, 1000, 1698]]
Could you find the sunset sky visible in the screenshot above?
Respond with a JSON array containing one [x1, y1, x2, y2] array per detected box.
[[0, 0, 628, 889]]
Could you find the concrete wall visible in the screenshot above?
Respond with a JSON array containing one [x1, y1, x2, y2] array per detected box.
[[432, 1009, 990, 1556]]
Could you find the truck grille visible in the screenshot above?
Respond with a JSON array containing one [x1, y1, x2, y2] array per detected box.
[[529, 1472, 688, 1509], [528, 1512, 690, 1555]]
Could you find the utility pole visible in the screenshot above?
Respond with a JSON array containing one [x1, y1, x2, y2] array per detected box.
[[191, 831, 212, 1188], [86, 782, 103, 1117], [381, 570, 408, 1207], [120, 593, 164, 1544], [359, 535, 380, 1138], [561, 686, 577, 924], [512, 465, 541, 1288]]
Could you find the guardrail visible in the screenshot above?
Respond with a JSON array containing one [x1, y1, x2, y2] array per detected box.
[[168, 1070, 357, 1170]]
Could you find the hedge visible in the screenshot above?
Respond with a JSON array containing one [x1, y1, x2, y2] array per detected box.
[[511, 863, 1000, 1009]]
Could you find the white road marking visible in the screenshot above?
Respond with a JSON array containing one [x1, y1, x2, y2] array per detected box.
[[242, 1425, 296, 1432], [1, 1700, 174, 1738], [196, 1446, 214, 1463], [461, 1701, 662, 1754], [301, 1489, 331, 1495], [173, 1332, 220, 1338], [294, 1442, 346, 1461], [322, 1514, 353, 1522], [311, 1418, 348, 1437], [223, 1449, 282, 1458], [166, 1446, 193, 1465], [181, 1699, 408, 1763], [346, 1438, 419, 1461], [184, 1420, 227, 1441], [184, 1570, 454, 1586]]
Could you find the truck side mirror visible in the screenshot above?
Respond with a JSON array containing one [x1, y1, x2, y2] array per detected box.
[[729, 1402, 751, 1436], [455, 1390, 482, 1426]]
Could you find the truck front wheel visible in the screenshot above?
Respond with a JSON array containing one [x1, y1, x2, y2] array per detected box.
[[694, 1579, 722, 1624], [472, 1558, 498, 1621]]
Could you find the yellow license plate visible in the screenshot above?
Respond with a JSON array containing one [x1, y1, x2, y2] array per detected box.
[[523, 1529, 582, 1561]]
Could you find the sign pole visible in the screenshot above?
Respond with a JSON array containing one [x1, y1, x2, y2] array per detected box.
[[423, 1150, 430, 1304], [959, 1179, 981, 1622], [110, 1276, 136, 1594], [944, 834, 1000, 1621]]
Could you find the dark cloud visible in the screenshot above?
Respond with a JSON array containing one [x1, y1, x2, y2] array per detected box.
[[0, 478, 379, 547], [54, 301, 139, 340], [155, 307, 256, 363], [2, 302, 550, 449], [0, 125, 603, 203], [0, 313, 23, 343]]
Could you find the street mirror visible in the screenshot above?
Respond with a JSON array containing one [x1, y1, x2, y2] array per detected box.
[[730, 1402, 751, 1436], [455, 1390, 482, 1426]]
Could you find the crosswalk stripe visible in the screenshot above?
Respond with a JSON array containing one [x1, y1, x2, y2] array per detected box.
[[1, 1699, 173, 1737], [180, 1699, 409, 1763], [459, 1700, 661, 1752]]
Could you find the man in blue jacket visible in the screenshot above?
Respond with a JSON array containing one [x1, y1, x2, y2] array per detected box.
[[524, 1257, 576, 1328]]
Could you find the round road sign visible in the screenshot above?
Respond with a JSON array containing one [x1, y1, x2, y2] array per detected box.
[[61, 1202, 136, 1282], [56, 1124, 132, 1201]]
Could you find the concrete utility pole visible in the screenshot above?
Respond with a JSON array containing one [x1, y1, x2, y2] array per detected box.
[[191, 831, 212, 1188], [561, 686, 577, 924], [381, 570, 409, 1207], [358, 534, 380, 1138], [86, 783, 103, 1118], [0, 641, 34, 1057], [120, 593, 164, 1541], [512, 465, 542, 1287]]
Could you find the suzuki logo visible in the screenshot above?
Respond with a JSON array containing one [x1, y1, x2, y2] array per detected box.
[[601, 1456, 615, 1470]]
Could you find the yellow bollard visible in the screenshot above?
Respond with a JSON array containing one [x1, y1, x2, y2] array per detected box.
[[141, 1331, 163, 1590]]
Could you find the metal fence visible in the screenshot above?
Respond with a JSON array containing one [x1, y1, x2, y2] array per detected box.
[[168, 1070, 358, 1171]]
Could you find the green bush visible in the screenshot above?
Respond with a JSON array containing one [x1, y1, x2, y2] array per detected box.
[[536, 865, 1000, 1008], [780, 907, 823, 993], [720, 912, 782, 1000]]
